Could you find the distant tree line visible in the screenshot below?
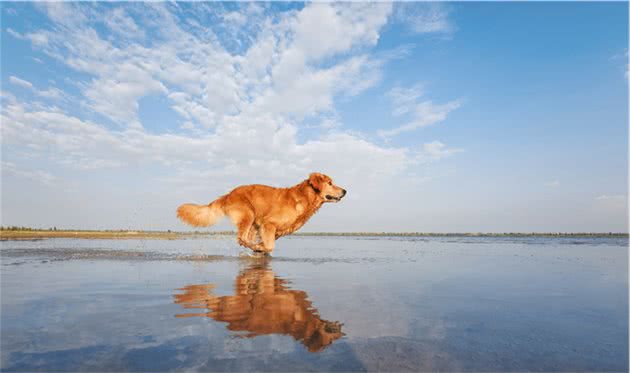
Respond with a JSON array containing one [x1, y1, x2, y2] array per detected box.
[[1, 226, 59, 231], [0, 226, 235, 235]]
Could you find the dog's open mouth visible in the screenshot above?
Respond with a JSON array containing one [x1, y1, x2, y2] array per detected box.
[[325, 195, 341, 201]]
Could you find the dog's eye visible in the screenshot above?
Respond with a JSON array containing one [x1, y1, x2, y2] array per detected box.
[[328, 181, 332, 185]]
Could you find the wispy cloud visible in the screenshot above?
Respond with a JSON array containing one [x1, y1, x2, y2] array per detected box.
[[379, 84, 461, 137], [388, 84, 424, 117], [595, 194, 627, 201], [9, 75, 33, 89], [6, 27, 49, 46], [610, 49, 628, 80], [103, 7, 146, 41], [419, 141, 463, 162], [395, 2, 455, 35], [4, 7, 18, 16], [8, 75, 66, 101]]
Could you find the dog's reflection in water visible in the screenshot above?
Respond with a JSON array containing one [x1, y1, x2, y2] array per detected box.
[[173, 261, 344, 352]]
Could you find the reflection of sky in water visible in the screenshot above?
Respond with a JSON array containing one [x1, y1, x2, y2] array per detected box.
[[1, 236, 628, 371]]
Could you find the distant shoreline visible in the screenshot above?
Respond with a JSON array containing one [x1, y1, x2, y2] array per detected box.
[[0, 229, 627, 240]]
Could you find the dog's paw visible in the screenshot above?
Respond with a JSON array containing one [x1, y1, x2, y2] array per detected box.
[[238, 250, 268, 258]]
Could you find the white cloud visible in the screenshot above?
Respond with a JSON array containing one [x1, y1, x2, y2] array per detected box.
[[84, 74, 167, 126], [13, 2, 397, 130], [610, 49, 628, 80], [1, 97, 413, 181], [37, 87, 64, 100], [103, 7, 145, 40], [395, 3, 455, 34], [319, 117, 341, 130], [379, 84, 461, 137], [6, 27, 49, 46], [2, 162, 57, 186], [6, 28, 23, 39], [294, 3, 392, 61], [3, 2, 431, 175], [419, 141, 464, 162], [8, 75, 67, 102], [388, 84, 424, 116], [9, 76, 33, 89], [2, 91, 230, 170], [222, 11, 247, 27], [167, 92, 216, 129], [27, 32, 49, 46], [255, 54, 385, 119]]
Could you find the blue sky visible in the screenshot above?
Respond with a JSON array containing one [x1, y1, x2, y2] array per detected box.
[[1, 2, 627, 232]]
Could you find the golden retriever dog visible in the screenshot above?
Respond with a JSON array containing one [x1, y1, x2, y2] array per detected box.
[[173, 261, 344, 352], [177, 172, 346, 254]]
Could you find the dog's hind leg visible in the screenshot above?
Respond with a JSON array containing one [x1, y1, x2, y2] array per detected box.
[[229, 210, 264, 252], [246, 224, 261, 244], [259, 223, 276, 255]]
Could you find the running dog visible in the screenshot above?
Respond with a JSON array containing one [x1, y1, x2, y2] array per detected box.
[[176, 173, 346, 254]]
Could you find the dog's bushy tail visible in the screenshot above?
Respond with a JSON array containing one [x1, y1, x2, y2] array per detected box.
[[177, 198, 225, 227]]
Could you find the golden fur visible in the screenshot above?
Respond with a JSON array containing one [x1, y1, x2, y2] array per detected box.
[[174, 261, 344, 352], [177, 172, 346, 254]]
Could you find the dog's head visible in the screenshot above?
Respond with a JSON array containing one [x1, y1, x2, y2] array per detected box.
[[308, 172, 346, 203], [304, 320, 345, 352]]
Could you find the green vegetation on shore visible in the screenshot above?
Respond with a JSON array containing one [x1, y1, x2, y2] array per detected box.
[[0, 227, 627, 240]]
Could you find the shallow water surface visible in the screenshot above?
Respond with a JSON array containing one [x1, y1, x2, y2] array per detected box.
[[1, 236, 628, 371]]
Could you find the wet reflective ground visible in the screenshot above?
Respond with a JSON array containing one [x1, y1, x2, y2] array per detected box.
[[1, 236, 628, 371]]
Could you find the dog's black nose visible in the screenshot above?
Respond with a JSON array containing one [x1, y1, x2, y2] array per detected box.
[[341, 189, 347, 196]]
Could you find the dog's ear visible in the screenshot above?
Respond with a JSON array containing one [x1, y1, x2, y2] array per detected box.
[[308, 172, 325, 193]]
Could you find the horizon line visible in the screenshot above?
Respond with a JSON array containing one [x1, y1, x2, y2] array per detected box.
[[1, 228, 627, 237]]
